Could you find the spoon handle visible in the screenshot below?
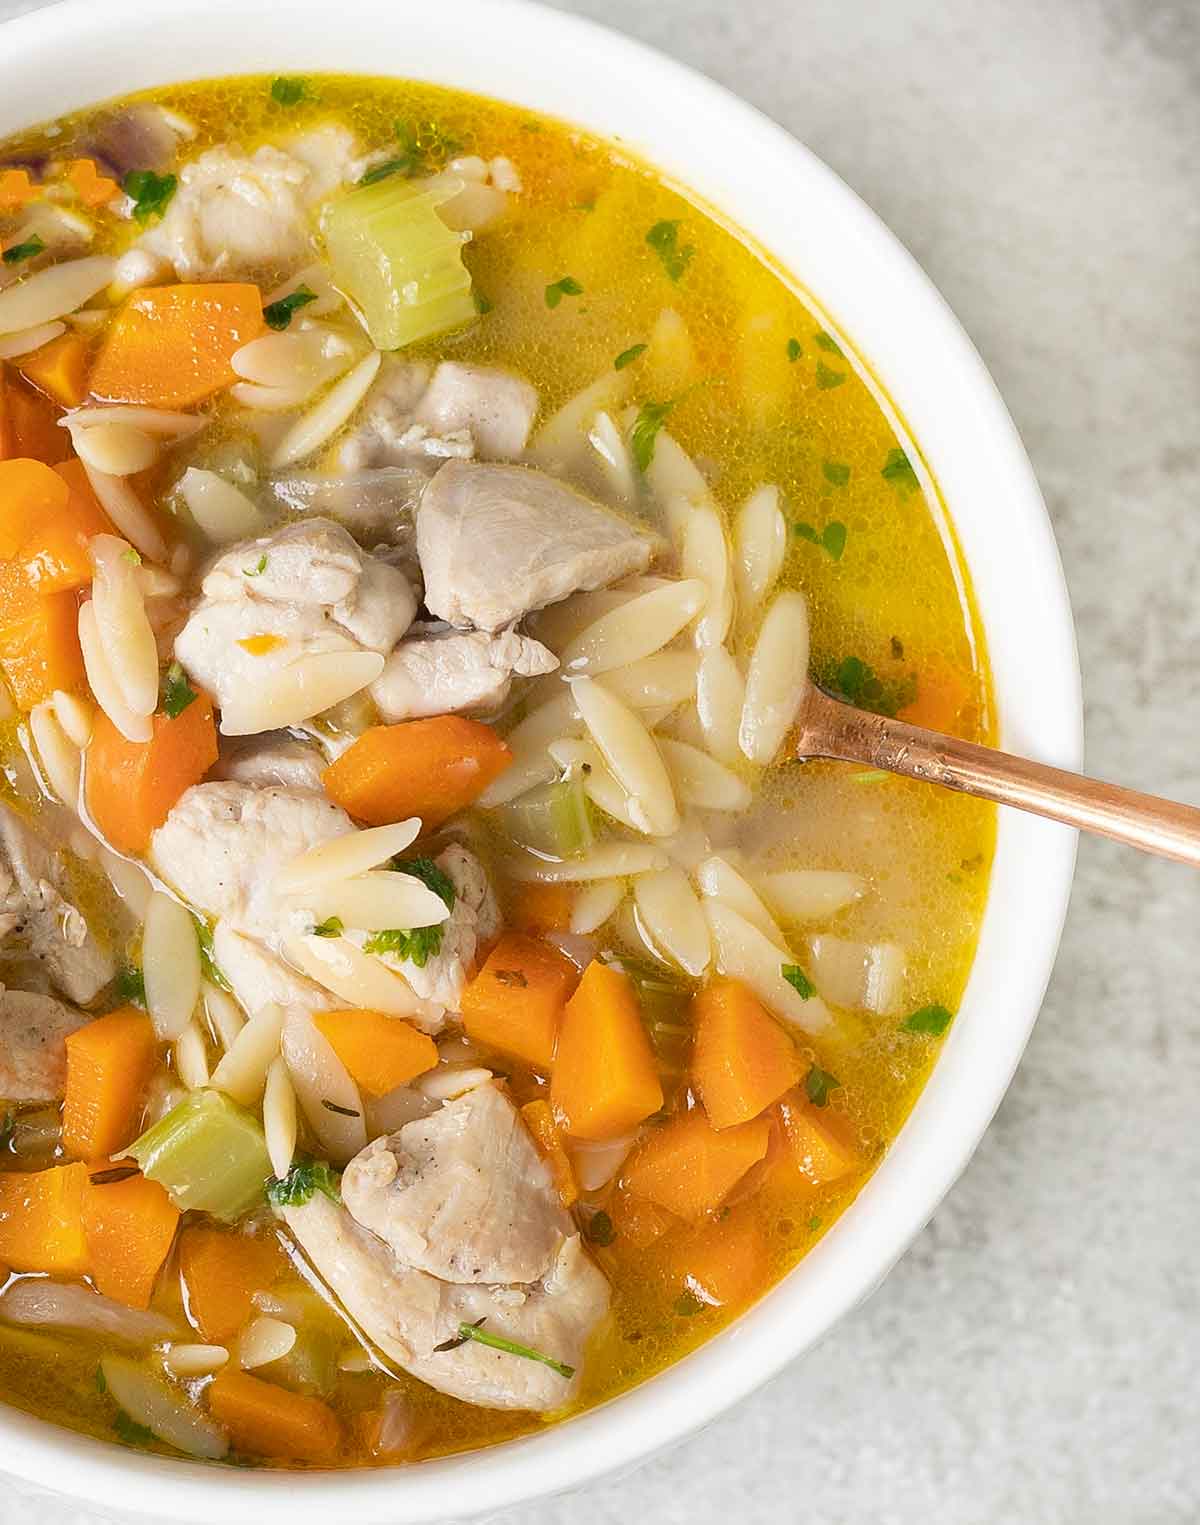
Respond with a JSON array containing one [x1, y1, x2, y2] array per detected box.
[[794, 687, 1200, 868]]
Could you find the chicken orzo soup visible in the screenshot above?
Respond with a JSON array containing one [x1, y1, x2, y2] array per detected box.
[[0, 73, 994, 1467]]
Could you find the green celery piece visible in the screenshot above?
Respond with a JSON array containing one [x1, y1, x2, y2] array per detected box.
[[503, 775, 594, 859], [322, 175, 475, 350], [127, 1089, 271, 1222]]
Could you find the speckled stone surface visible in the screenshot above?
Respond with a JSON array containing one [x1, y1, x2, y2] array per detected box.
[[1, 0, 1197, 1520]]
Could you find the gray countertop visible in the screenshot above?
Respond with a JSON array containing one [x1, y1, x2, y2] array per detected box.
[[1, 1, 1197, 1521]]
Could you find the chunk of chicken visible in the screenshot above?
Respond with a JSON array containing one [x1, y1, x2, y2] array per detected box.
[[0, 806, 114, 1005], [342, 1083, 569, 1284], [363, 844, 499, 1012], [370, 625, 557, 722], [174, 518, 416, 725], [418, 461, 655, 631], [211, 923, 335, 1019], [211, 733, 328, 793], [150, 782, 352, 941], [412, 363, 539, 461], [280, 1192, 607, 1411], [0, 988, 87, 1102], [129, 134, 354, 282]]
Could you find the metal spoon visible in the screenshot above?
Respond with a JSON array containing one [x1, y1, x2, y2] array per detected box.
[[793, 685, 1200, 867]]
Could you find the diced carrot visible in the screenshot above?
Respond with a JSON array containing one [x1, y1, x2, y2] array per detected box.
[[0, 582, 84, 707], [64, 157, 119, 208], [622, 1109, 770, 1220], [0, 168, 37, 214], [62, 1007, 159, 1161], [0, 456, 68, 558], [90, 284, 264, 410], [82, 1169, 180, 1310], [776, 1089, 860, 1188], [311, 1009, 437, 1097], [461, 932, 580, 1069], [508, 880, 576, 936], [660, 1203, 769, 1310], [322, 717, 512, 829], [17, 332, 90, 409], [0, 1162, 89, 1275], [179, 1225, 286, 1344], [520, 1099, 578, 1207], [85, 693, 219, 855], [27, 458, 116, 591], [0, 370, 70, 464], [690, 977, 800, 1129], [207, 1369, 342, 1465], [550, 961, 663, 1141], [607, 1183, 677, 1249], [898, 658, 973, 736]]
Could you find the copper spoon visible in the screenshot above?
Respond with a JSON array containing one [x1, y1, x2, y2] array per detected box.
[[793, 685, 1200, 868]]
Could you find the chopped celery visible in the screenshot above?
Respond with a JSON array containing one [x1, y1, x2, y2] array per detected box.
[[502, 775, 594, 860], [127, 1089, 271, 1223], [322, 176, 476, 349]]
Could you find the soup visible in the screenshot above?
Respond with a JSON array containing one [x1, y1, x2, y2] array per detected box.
[[0, 73, 994, 1468]]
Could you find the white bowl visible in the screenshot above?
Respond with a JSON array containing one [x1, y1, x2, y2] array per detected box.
[[0, 0, 1082, 1518]]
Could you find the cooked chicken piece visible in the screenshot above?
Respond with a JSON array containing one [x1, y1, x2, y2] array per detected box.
[[418, 461, 655, 631], [211, 733, 328, 793], [174, 518, 417, 723], [342, 1083, 569, 1284], [412, 363, 539, 461], [211, 923, 335, 1018], [0, 988, 87, 1102], [333, 360, 440, 473], [0, 806, 114, 1005], [364, 844, 499, 1012], [370, 625, 557, 722], [280, 1192, 608, 1411], [130, 136, 353, 282], [150, 782, 352, 941]]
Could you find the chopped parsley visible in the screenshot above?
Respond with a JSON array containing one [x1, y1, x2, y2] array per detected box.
[[813, 331, 843, 356], [263, 285, 317, 331], [815, 360, 846, 390], [122, 169, 176, 225], [194, 918, 230, 993], [266, 1157, 341, 1208], [94, 1364, 107, 1394], [585, 1209, 616, 1247], [614, 342, 648, 371], [901, 1003, 954, 1036], [545, 275, 583, 309], [807, 1215, 823, 1232], [824, 654, 917, 718], [805, 1064, 841, 1107], [360, 118, 462, 184], [393, 856, 457, 910], [881, 446, 920, 493], [121, 547, 142, 566], [270, 76, 310, 107], [793, 520, 847, 561], [359, 157, 415, 187], [363, 925, 443, 968], [112, 1411, 156, 1448], [113, 965, 146, 1007], [822, 460, 851, 487], [434, 1317, 575, 1378], [781, 964, 816, 999], [645, 219, 695, 282], [311, 916, 344, 938], [2, 235, 45, 266], [473, 290, 494, 316], [161, 660, 197, 719], [786, 337, 803, 362], [243, 554, 268, 577], [630, 396, 678, 472]]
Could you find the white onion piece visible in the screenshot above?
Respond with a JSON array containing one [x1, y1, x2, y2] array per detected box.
[[0, 320, 65, 359], [281, 1009, 367, 1164], [100, 1355, 228, 1461], [734, 484, 787, 613], [78, 601, 152, 744], [294, 871, 450, 933], [571, 879, 625, 934], [284, 934, 438, 1026], [219, 649, 384, 735], [81, 464, 170, 564], [561, 580, 707, 675], [703, 899, 833, 1031], [238, 1315, 297, 1370], [162, 1343, 229, 1378], [657, 738, 753, 812], [507, 842, 669, 882], [269, 349, 382, 469], [275, 819, 420, 895], [753, 868, 866, 921], [571, 676, 679, 837], [697, 855, 785, 943], [542, 931, 598, 972], [0, 255, 115, 335], [696, 645, 746, 766], [263, 1057, 298, 1179], [89, 534, 159, 717], [681, 505, 733, 648], [178, 467, 267, 544], [808, 934, 905, 1014], [633, 866, 711, 976], [142, 891, 202, 1041], [0, 1281, 175, 1345], [739, 591, 810, 765]]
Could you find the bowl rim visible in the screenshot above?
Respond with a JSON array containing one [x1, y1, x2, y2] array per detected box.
[[0, 0, 1082, 1519]]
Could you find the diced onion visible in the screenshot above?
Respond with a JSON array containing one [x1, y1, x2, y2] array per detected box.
[[178, 468, 267, 544]]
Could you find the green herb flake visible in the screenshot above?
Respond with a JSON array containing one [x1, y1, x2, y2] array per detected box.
[[2, 235, 45, 266], [435, 1317, 575, 1378], [363, 924, 443, 968], [586, 1210, 616, 1247], [243, 554, 268, 578], [793, 522, 819, 545], [614, 342, 648, 371], [122, 170, 177, 226], [473, 290, 493, 316], [786, 337, 803, 362], [266, 1157, 342, 1208], [393, 856, 457, 910], [161, 660, 197, 720], [805, 1064, 841, 1108], [814, 330, 843, 356], [631, 397, 678, 472], [881, 446, 920, 493], [826, 654, 917, 718], [94, 1364, 107, 1394], [902, 1003, 954, 1036], [850, 769, 891, 784], [270, 77, 309, 107], [545, 275, 584, 309], [263, 285, 317, 331], [358, 157, 415, 187], [311, 916, 344, 939], [113, 1411, 156, 1448], [673, 1291, 705, 1317], [121, 547, 142, 566], [815, 361, 846, 390], [113, 965, 146, 1007], [822, 521, 847, 561], [822, 460, 851, 487], [781, 964, 816, 999], [194, 918, 231, 993], [807, 1215, 823, 1232], [645, 220, 695, 282]]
